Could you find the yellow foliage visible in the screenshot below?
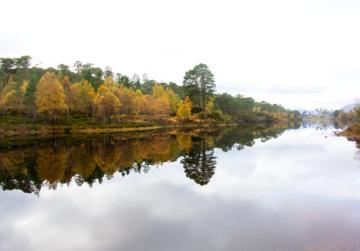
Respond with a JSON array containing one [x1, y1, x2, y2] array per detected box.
[[35, 72, 68, 120], [0, 88, 17, 111], [205, 97, 214, 114], [154, 97, 170, 115], [36, 148, 67, 188], [135, 89, 143, 96], [95, 146, 123, 176], [134, 89, 143, 114], [177, 96, 192, 119], [177, 134, 192, 153], [152, 84, 170, 116], [117, 85, 137, 115], [137, 95, 155, 115], [167, 88, 181, 114], [71, 145, 96, 179], [19, 80, 29, 96], [152, 84, 166, 99], [70, 80, 95, 115], [95, 83, 121, 121], [0, 79, 28, 113], [62, 76, 72, 110]]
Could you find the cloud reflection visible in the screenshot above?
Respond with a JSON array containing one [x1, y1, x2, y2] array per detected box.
[[1, 126, 360, 250]]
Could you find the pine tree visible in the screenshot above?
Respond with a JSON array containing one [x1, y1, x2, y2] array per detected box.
[[183, 64, 215, 111]]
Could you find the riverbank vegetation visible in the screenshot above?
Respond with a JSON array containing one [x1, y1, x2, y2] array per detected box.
[[0, 56, 301, 135], [333, 105, 360, 139]]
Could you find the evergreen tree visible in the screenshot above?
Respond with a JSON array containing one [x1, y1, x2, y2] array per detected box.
[[183, 63, 215, 111]]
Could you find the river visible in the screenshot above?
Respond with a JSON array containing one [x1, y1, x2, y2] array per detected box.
[[0, 124, 359, 251]]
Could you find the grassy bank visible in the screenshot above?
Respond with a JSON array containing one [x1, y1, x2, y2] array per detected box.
[[0, 111, 302, 138], [0, 115, 239, 137]]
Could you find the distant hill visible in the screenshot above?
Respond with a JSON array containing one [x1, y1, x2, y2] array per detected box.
[[342, 103, 359, 112]]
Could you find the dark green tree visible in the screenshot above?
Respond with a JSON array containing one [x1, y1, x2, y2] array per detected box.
[[183, 63, 215, 111], [57, 64, 77, 81], [0, 57, 17, 75], [23, 66, 45, 117], [115, 73, 132, 88], [104, 66, 113, 78], [131, 73, 141, 90], [73, 61, 103, 90]]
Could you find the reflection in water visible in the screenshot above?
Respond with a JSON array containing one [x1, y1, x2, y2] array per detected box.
[[181, 139, 216, 186], [2, 123, 360, 251], [0, 124, 291, 194]]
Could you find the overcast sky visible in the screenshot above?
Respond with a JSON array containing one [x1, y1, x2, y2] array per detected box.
[[1, 0, 360, 110]]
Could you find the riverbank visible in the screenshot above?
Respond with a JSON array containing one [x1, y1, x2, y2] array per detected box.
[[338, 123, 360, 140], [0, 116, 233, 137], [0, 114, 301, 138]]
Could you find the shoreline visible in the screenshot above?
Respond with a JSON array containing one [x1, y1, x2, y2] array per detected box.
[[0, 115, 300, 140], [338, 124, 360, 141], [0, 122, 239, 138]]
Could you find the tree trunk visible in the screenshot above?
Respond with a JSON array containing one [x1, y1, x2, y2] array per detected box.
[[53, 110, 57, 123]]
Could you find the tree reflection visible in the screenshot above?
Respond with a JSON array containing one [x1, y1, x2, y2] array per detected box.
[[181, 138, 216, 186], [0, 124, 289, 194]]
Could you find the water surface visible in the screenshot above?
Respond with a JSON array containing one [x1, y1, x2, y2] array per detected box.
[[1, 124, 360, 251]]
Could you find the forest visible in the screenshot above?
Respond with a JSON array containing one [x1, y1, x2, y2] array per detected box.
[[0, 56, 301, 132]]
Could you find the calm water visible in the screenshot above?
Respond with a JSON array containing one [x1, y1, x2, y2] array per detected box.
[[1, 124, 360, 251]]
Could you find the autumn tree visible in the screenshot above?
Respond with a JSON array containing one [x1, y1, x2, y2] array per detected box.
[[152, 84, 170, 116], [150, 84, 181, 116], [62, 75, 72, 117], [95, 77, 121, 122], [117, 85, 136, 115], [167, 88, 181, 115], [0, 77, 28, 114], [70, 80, 95, 117], [137, 95, 155, 115], [35, 72, 68, 122], [133, 89, 143, 114], [177, 96, 192, 120], [152, 84, 167, 99]]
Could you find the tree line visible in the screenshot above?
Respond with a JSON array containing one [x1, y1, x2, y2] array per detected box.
[[332, 107, 360, 125], [0, 56, 300, 124]]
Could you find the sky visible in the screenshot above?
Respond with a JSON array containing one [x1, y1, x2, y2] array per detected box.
[[1, 0, 360, 110]]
